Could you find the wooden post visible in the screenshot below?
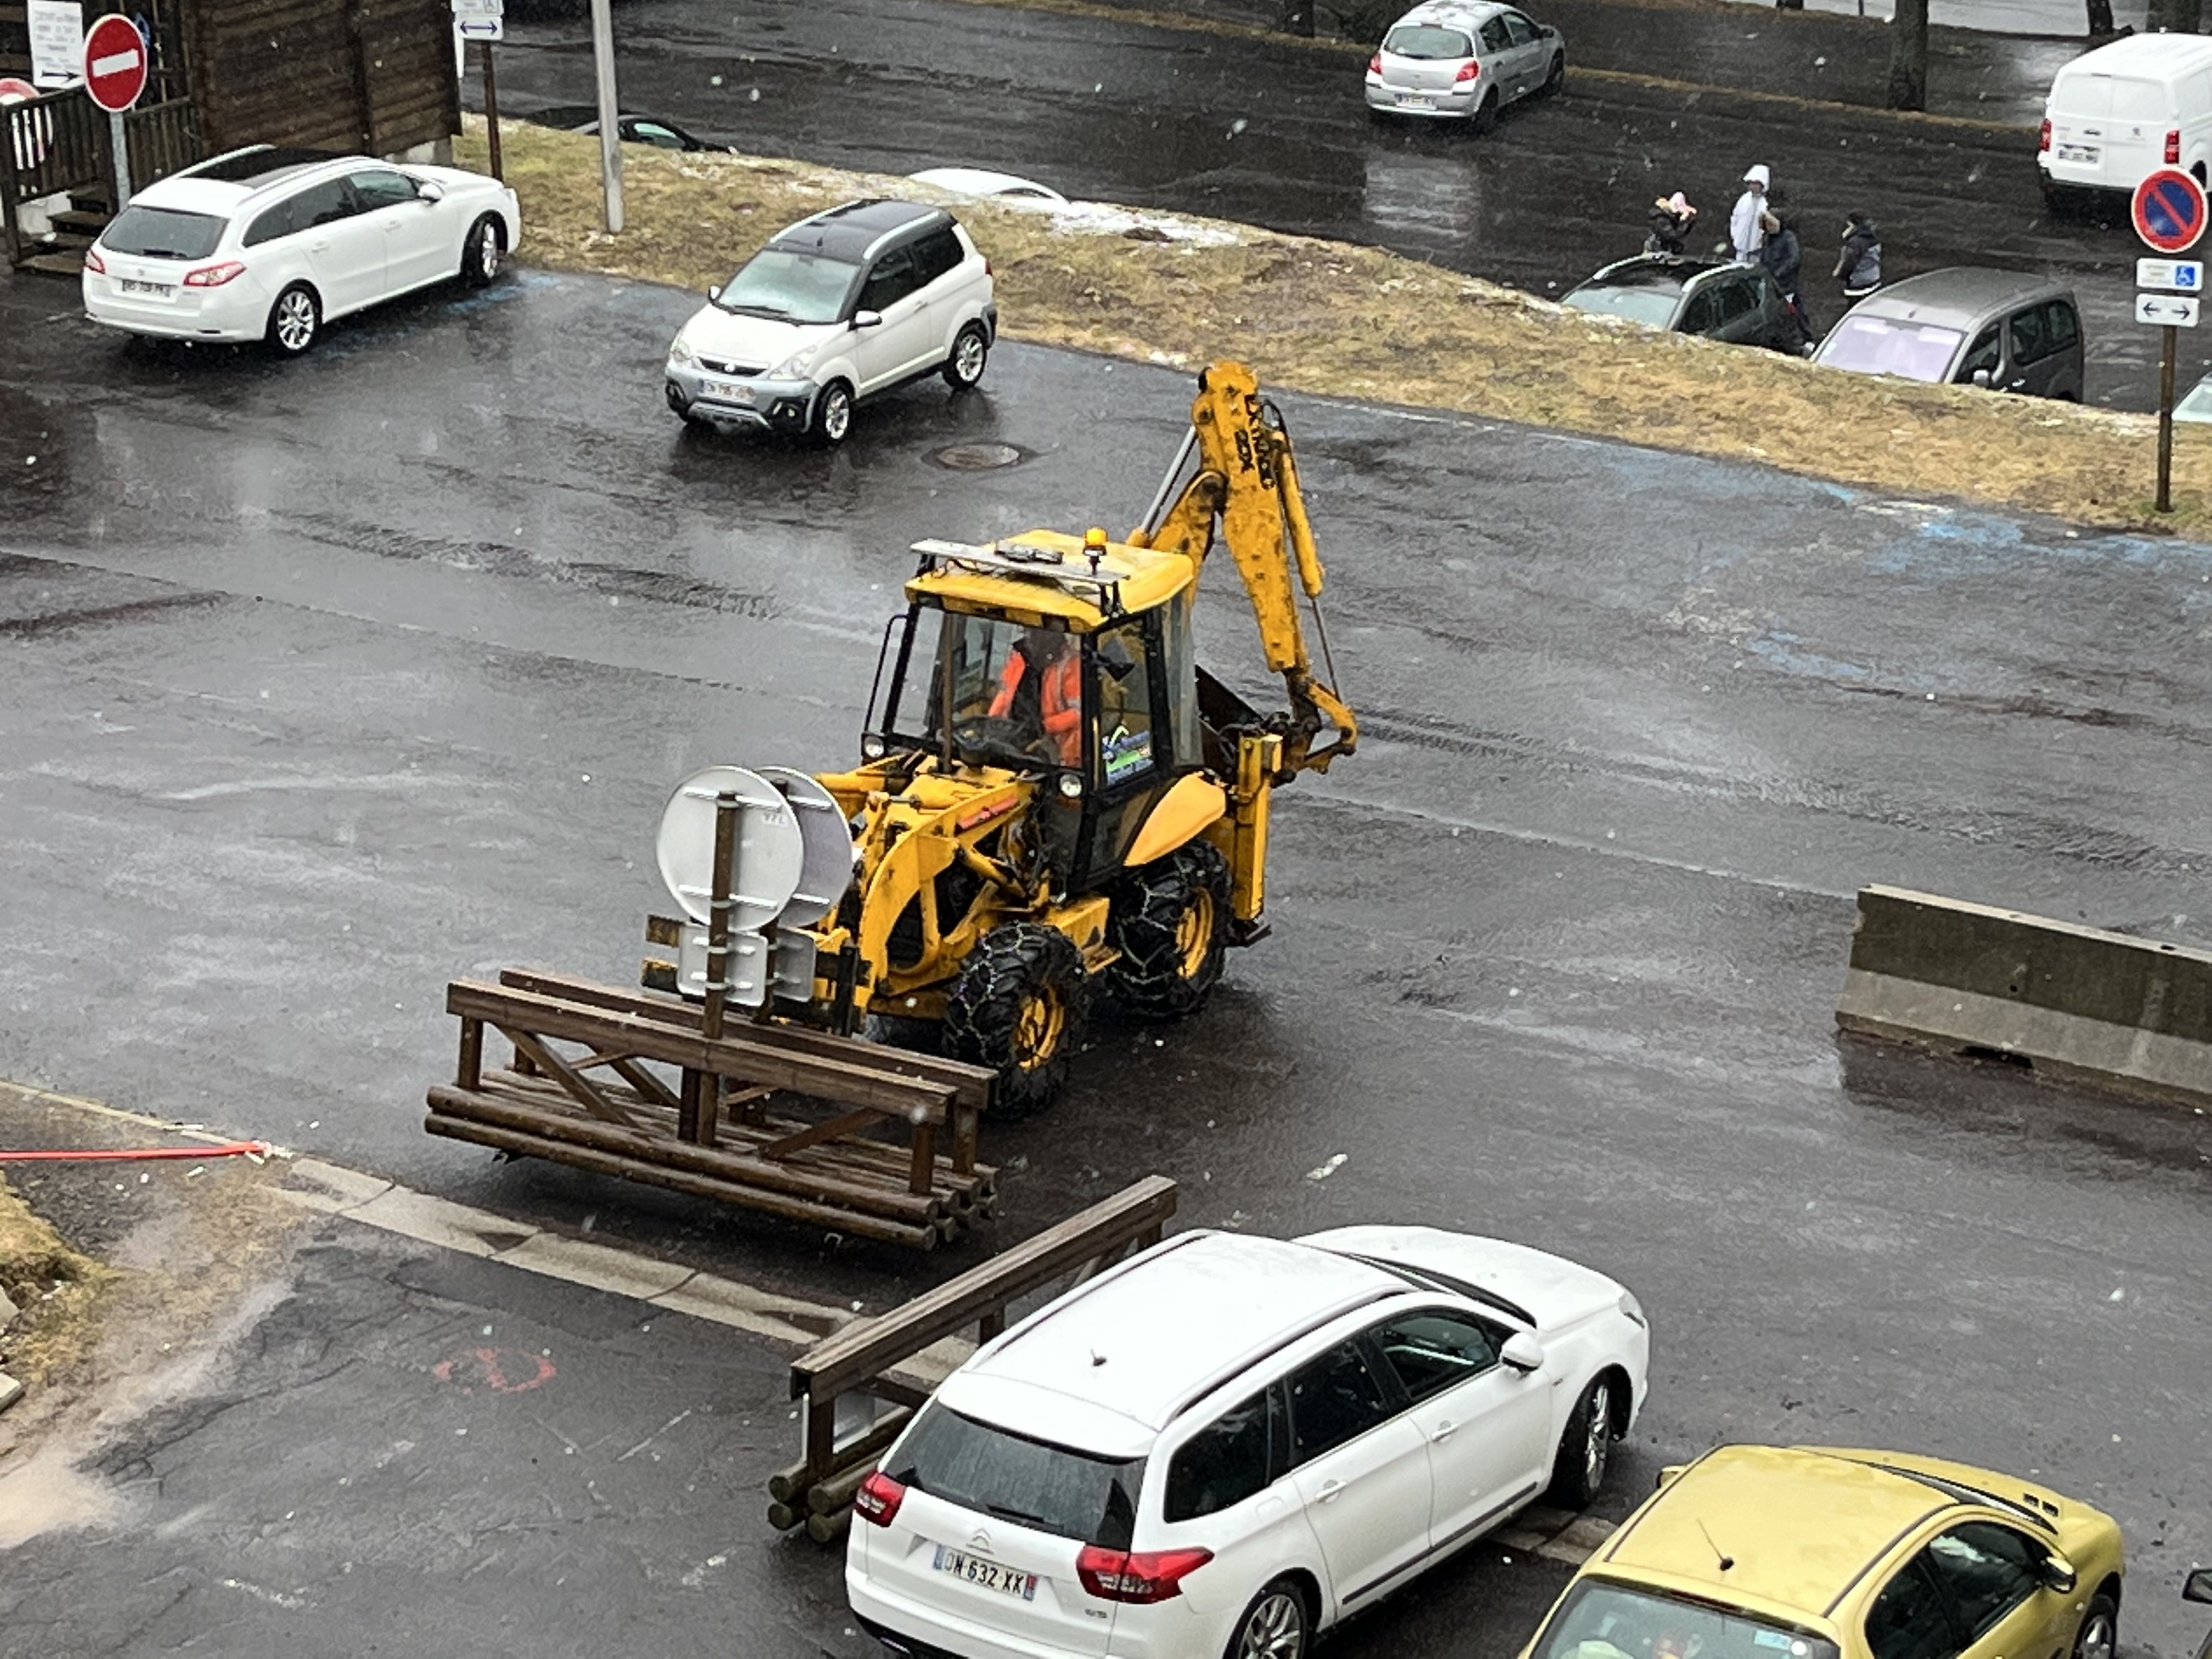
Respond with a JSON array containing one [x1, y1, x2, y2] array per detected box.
[[478, 41, 503, 182], [457, 1017, 483, 1090], [2158, 323, 2178, 514]]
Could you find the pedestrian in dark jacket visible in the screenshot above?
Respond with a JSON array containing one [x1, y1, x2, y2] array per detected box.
[[1835, 212, 1882, 301], [1759, 202, 1816, 351], [1645, 191, 1696, 256]]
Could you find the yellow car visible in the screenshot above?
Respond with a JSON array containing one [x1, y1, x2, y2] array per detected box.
[[1521, 1446, 2123, 1659]]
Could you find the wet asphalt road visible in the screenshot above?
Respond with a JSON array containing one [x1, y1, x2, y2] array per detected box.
[[483, 0, 2204, 410], [2, 264, 2211, 1651]]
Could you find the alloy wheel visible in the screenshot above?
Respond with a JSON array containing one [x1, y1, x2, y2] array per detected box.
[[1584, 1380, 1612, 1488], [1235, 1590, 1306, 1659], [953, 329, 986, 383], [477, 223, 501, 281], [275, 291, 315, 352], [2076, 1611, 2115, 1659], [822, 387, 851, 441]]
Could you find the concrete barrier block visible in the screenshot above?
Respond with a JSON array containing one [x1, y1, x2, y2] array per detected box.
[[1837, 884, 2212, 1108]]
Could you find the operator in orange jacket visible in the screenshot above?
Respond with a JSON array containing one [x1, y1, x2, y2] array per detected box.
[[989, 627, 1083, 766]]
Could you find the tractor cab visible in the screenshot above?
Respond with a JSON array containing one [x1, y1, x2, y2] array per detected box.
[[864, 531, 1204, 888]]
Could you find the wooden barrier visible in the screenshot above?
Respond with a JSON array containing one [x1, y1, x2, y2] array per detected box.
[[775, 1176, 1178, 1538], [425, 969, 996, 1249]]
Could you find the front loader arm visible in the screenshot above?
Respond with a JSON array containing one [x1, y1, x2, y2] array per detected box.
[[1127, 361, 1357, 780]]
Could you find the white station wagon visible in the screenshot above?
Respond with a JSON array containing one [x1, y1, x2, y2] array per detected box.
[[847, 1225, 1650, 1659], [81, 145, 520, 355]]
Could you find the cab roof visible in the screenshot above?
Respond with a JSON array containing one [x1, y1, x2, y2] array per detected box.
[[906, 529, 1195, 630], [1596, 1445, 1955, 1617]]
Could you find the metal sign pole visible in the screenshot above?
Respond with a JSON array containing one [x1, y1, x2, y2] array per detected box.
[[106, 105, 131, 208], [2158, 322, 2177, 514], [478, 40, 503, 182], [588, 0, 623, 233]]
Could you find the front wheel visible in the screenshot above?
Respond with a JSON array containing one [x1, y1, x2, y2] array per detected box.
[[943, 922, 1091, 1121], [2072, 1594, 2118, 1659], [460, 213, 505, 287], [942, 321, 989, 390], [1545, 1374, 1616, 1509], [265, 284, 320, 356], [1105, 839, 1231, 1020], [1224, 1579, 1310, 1659], [1539, 53, 1565, 95], [809, 379, 854, 446]]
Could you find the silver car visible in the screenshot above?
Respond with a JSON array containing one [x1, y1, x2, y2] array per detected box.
[[1812, 268, 2085, 400], [1364, 0, 1565, 132]]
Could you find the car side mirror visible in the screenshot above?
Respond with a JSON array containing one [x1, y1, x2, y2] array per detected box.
[[708, 284, 721, 301], [1500, 1331, 1545, 1373], [416, 180, 443, 202], [851, 309, 883, 329], [2184, 1567, 2212, 1605], [1971, 368, 1993, 388], [2036, 1553, 2078, 1595]]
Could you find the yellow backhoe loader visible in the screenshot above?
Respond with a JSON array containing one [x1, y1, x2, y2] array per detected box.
[[651, 363, 1356, 1118]]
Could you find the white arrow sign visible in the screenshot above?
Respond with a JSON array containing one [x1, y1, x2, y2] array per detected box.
[[2137, 292, 2201, 326], [454, 14, 503, 36], [2137, 258, 2204, 291]]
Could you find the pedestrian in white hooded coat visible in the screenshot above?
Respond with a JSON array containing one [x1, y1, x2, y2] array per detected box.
[[1730, 164, 1771, 264]]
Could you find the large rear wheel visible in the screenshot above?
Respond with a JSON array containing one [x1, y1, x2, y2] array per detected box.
[[943, 923, 1090, 1121], [1105, 839, 1230, 1019]]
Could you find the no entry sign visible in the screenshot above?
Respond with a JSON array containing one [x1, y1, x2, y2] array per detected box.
[[81, 13, 146, 113], [2133, 167, 2208, 255]]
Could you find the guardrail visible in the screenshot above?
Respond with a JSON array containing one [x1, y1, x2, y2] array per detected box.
[[775, 1176, 1178, 1542], [425, 968, 996, 1249]]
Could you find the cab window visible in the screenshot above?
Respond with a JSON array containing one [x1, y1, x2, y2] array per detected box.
[[1479, 15, 1511, 52], [2007, 303, 2055, 366], [1712, 275, 1759, 324], [1163, 1389, 1288, 1521], [630, 121, 688, 149], [291, 180, 356, 229], [1502, 10, 1539, 44], [1865, 1556, 1963, 1659], [1093, 618, 1156, 790], [911, 225, 964, 286], [1923, 1525, 2044, 1641], [244, 197, 301, 247], [859, 246, 923, 313], [1369, 1310, 1502, 1402], [1285, 1340, 1396, 1462], [1681, 284, 1724, 335], [347, 168, 417, 211], [1955, 325, 2002, 384]]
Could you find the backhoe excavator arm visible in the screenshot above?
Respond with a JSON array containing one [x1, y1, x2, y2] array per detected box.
[[1125, 361, 1357, 781]]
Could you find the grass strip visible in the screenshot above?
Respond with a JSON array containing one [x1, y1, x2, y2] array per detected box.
[[466, 119, 2211, 533], [0, 1174, 112, 1385]]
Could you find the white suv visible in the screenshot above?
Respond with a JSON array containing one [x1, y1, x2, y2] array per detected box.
[[846, 1226, 1650, 1659], [663, 198, 997, 445]]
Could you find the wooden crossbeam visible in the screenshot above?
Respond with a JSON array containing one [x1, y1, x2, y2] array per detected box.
[[499, 1028, 637, 1128]]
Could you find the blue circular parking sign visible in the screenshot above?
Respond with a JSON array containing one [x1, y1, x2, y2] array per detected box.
[[2134, 168, 2208, 254]]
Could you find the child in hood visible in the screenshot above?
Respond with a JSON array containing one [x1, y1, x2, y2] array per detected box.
[[1646, 191, 1697, 256], [1836, 212, 1882, 301]]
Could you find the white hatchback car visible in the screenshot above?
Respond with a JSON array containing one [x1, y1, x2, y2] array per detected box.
[[1364, 0, 1566, 131], [82, 145, 520, 355], [847, 1225, 1650, 1659], [663, 198, 997, 445]]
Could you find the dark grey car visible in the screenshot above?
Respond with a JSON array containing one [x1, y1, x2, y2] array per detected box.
[[1812, 267, 2084, 400], [1561, 256, 1798, 353]]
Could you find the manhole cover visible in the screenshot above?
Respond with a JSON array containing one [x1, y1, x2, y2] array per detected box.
[[930, 442, 1025, 471]]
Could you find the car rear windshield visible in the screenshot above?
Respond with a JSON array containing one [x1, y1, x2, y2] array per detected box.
[[884, 1403, 1144, 1549], [2054, 71, 2166, 121], [1564, 276, 1683, 329], [1527, 1579, 1843, 1659], [716, 246, 862, 324], [100, 205, 227, 261], [1383, 24, 1474, 57], [1818, 315, 1963, 381]]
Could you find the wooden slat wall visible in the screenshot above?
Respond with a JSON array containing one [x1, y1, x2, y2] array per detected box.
[[188, 0, 456, 156], [2, 2, 31, 77]]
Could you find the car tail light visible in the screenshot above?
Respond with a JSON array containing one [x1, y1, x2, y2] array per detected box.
[[1075, 1545, 1214, 1603], [84, 247, 106, 274], [2038, 118, 2051, 153], [1368, 52, 1381, 73], [853, 1470, 905, 1527], [1455, 59, 1481, 81], [184, 261, 247, 287], [2167, 128, 2182, 164], [984, 258, 993, 276]]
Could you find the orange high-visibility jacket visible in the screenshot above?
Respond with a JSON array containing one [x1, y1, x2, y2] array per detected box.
[[989, 647, 1082, 765]]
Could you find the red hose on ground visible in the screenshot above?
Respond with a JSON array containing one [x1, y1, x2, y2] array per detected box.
[[0, 1142, 268, 1162]]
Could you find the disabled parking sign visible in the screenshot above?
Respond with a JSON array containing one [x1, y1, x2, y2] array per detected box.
[[2132, 168, 2208, 255]]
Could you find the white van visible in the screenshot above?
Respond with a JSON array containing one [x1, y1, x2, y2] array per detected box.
[[2039, 32, 2212, 203]]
